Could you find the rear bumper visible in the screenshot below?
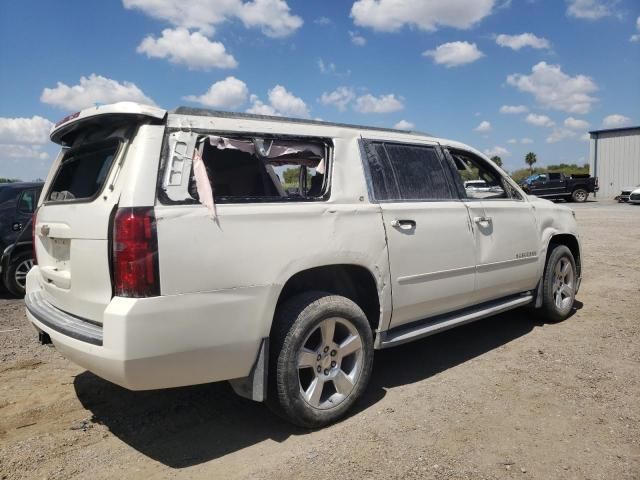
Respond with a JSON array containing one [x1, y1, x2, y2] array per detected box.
[[25, 270, 271, 391]]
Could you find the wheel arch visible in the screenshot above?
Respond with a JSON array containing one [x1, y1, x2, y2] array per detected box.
[[548, 233, 581, 278], [273, 264, 382, 336]]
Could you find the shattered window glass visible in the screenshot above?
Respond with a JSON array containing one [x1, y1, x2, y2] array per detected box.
[[383, 144, 454, 200], [362, 141, 454, 201], [160, 133, 330, 209]]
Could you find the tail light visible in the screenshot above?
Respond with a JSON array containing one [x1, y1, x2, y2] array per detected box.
[[32, 210, 38, 265], [112, 207, 160, 297]]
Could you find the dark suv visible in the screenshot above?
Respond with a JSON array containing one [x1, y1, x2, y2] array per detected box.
[[0, 182, 43, 296]]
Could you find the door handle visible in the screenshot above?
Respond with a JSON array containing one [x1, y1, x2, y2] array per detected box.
[[473, 216, 492, 224], [390, 219, 416, 230]]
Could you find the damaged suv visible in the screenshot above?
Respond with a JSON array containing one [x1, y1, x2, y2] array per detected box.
[[26, 103, 582, 427]]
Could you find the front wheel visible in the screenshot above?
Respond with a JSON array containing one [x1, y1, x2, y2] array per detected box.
[[539, 245, 577, 322], [572, 188, 588, 203], [268, 292, 374, 428]]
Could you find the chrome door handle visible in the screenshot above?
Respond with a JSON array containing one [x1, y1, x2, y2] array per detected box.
[[390, 219, 416, 230], [473, 216, 492, 224]]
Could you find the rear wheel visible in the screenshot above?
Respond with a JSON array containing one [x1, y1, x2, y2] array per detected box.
[[540, 245, 577, 322], [268, 292, 374, 428], [572, 188, 588, 203], [4, 252, 34, 298]]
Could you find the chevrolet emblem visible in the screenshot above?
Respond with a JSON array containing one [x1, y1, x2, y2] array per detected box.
[[40, 225, 50, 237]]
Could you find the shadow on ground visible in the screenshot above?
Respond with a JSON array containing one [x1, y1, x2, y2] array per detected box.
[[75, 305, 581, 468]]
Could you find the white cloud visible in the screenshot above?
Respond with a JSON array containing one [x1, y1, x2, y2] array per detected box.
[[474, 120, 492, 132], [317, 59, 335, 74], [0, 144, 50, 160], [349, 31, 367, 46], [137, 28, 237, 69], [566, 0, 617, 20], [393, 120, 415, 130], [484, 146, 510, 157], [123, 0, 303, 38], [268, 85, 310, 118], [507, 138, 517, 144], [350, 0, 496, 32], [521, 137, 534, 144], [41, 74, 155, 110], [564, 116, 590, 130], [0, 116, 53, 144], [183, 76, 248, 109], [246, 94, 279, 116], [602, 114, 632, 128], [630, 16, 640, 42], [354, 93, 404, 114], [314, 16, 332, 26], [423, 41, 484, 68], [507, 62, 598, 114], [496, 33, 551, 50], [581, 133, 591, 141], [546, 128, 577, 143], [246, 88, 311, 118], [526, 113, 555, 127], [500, 104, 528, 114], [320, 87, 356, 111]]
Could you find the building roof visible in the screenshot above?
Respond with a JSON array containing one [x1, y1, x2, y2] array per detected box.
[[589, 125, 640, 136]]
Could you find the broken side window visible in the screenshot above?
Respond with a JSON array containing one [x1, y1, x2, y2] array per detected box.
[[160, 133, 330, 211]]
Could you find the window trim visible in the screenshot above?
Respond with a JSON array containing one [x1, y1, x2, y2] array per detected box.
[[442, 146, 525, 202], [157, 128, 334, 206], [359, 138, 459, 203]]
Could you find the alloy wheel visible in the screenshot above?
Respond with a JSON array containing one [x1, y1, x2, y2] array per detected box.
[[297, 317, 364, 410]]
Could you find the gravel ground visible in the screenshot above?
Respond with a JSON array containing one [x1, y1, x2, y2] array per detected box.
[[1, 200, 639, 479]]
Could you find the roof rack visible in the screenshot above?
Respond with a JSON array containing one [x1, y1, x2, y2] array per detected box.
[[171, 106, 434, 137]]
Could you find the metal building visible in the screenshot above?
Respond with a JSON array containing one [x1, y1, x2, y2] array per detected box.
[[589, 126, 640, 198]]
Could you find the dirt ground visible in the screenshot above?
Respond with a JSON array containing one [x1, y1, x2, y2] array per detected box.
[[1, 200, 638, 480]]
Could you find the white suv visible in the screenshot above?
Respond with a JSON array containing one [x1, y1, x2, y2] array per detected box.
[[26, 102, 582, 427]]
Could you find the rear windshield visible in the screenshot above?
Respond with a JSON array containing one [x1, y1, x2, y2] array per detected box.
[[47, 139, 120, 202]]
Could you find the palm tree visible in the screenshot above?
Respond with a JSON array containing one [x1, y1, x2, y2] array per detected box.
[[490, 156, 503, 168], [525, 152, 537, 172]]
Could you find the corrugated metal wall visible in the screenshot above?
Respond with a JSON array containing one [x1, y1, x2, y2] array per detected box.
[[589, 128, 640, 198]]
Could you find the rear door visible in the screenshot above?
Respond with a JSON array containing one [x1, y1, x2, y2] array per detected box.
[[33, 109, 165, 322], [361, 140, 477, 329]]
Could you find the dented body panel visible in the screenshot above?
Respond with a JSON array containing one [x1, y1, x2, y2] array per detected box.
[[26, 103, 581, 394]]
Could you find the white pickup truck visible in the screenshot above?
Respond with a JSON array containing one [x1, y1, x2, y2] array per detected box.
[[25, 103, 582, 427]]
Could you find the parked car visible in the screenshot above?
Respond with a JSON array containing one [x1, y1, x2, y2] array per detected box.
[[629, 186, 640, 205], [25, 102, 582, 428], [0, 182, 42, 295], [520, 172, 598, 202], [617, 185, 640, 203]]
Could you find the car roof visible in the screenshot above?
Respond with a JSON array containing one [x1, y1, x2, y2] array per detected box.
[[0, 182, 44, 190]]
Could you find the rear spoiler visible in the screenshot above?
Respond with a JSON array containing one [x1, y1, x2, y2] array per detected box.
[[50, 102, 166, 145]]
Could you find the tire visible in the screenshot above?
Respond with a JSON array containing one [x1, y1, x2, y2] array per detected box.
[[572, 188, 588, 203], [539, 245, 577, 322], [3, 252, 34, 298], [267, 291, 374, 428]]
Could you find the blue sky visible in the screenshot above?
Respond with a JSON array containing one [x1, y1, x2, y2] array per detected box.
[[1, 0, 638, 180]]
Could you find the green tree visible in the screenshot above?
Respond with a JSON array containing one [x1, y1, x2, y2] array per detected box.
[[490, 156, 503, 168], [525, 152, 537, 172], [282, 167, 299, 185]]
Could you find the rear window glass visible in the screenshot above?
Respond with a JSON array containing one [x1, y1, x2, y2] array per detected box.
[[47, 141, 119, 202]]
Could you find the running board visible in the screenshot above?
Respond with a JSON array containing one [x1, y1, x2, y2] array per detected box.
[[376, 293, 534, 349]]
